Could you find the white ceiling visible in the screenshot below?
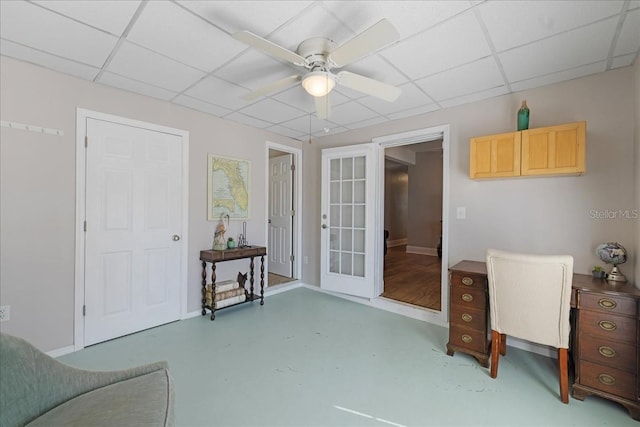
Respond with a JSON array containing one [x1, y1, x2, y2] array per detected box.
[[1, 1, 638, 141]]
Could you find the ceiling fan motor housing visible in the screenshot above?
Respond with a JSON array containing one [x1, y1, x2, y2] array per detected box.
[[297, 38, 336, 70]]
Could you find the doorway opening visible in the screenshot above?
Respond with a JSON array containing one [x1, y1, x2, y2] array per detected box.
[[373, 125, 450, 325], [265, 142, 302, 288], [382, 141, 443, 310]]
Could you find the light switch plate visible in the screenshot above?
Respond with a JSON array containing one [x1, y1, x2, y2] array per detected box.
[[456, 207, 466, 220]]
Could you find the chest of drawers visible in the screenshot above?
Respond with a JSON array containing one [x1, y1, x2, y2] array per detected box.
[[446, 262, 490, 367]]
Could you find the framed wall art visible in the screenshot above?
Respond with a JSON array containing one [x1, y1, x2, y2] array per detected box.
[[207, 154, 250, 220]]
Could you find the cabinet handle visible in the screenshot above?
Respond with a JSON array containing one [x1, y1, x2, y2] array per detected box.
[[461, 334, 473, 343], [598, 320, 617, 332], [461, 277, 474, 286], [461, 313, 473, 322], [598, 346, 616, 358], [598, 298, 617, 310], [597, 374, 616, 386], [461, 293, 473, 303]]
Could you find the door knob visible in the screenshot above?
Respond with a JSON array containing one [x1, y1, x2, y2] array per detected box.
[[321, 224, 327, 229], [172, 234, 181, 241]]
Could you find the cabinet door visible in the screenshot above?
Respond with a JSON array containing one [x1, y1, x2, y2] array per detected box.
[[521, 121, 585, 176], [469, 131, 521, 178]]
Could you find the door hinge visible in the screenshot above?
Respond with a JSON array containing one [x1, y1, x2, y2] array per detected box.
[[291, 164, 295, 171], [291, 209, 295, 217], [290, 254, 295, 262], [84, 221, 87, 232], [83, 305, 86, 316], [85, 136, 88, 147]]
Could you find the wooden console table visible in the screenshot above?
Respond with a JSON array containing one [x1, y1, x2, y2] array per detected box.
[[447, 260, 640, 420], [200, 246, 266, 321]]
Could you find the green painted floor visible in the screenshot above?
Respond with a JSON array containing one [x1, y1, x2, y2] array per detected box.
[[59, 288, 636, 426]]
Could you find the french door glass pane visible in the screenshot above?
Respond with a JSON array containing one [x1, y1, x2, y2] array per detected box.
[[327, 154, 366, 278]]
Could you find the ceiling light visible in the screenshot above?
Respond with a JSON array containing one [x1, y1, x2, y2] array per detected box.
[[302, 71, 336, 97]]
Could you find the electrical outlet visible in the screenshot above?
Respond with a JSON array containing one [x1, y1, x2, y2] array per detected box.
[[0, 305, 10, 322]]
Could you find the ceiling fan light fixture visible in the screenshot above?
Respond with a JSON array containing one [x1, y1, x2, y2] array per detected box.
[[302, 71, 336, 97]]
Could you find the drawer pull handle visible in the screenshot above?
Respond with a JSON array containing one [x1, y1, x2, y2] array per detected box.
[[461, 334, 473, 343], [461, 277, 474, 286], [598, 320, 617, 332], [461, 293, 473, 303], [461, 313, 473, 322], [598, 346, 616, 358], [598, 298, 617, 310], [597, 374, 616, 386]]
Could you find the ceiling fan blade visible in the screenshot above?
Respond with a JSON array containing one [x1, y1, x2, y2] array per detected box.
[[337, 71, 401, 102], [314, 95, 331, 120], [233, 31, 307, 67], [242, 75, 301, 101], [328, 19, 399, 68]]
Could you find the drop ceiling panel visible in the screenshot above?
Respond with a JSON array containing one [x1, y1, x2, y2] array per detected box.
[[184, 75, 252, 110], [215, 50, 301, 90], [386, 103, 440, 120], [439, 86, 509, 109], [177, 1, 312, 37], [279, 114, 341, 134], [614, 8, 640, 57], [323, 1, 473, 39], [126, 1, 245, 72], [415, 57, 504, 101], [238, 98, 306, 124], [107, 41, 205, 92], [358, 82, 433, 115], [173, 95, 233, 117], [380, 10, 492, 80], [500, 17, 617, 83], [32, 0, 141, 36], [0, 39, 100, 81], [265, 125, 306, 139], [510, 61, 606, 92], [225, 112, 273, 129], [0, 0, 118, 67], [97, 71, 177, 101], [479, 0, 624, 52], [327, 101, 379, 125]]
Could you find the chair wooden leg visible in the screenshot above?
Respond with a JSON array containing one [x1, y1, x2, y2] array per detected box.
[[490, 330, 500, 378], [558, 348, 569, 404], [500, 333, 506, 355]]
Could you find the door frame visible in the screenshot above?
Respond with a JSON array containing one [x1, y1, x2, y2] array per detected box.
[[74, 108, 189, 350], [264, 141, 302, 283], [373, 124, 450, 326]]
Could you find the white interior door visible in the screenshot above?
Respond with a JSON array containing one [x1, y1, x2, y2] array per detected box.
[[268, 154, 293, 277], [84, 118, 183, 346], [321, 144, 379, 298]]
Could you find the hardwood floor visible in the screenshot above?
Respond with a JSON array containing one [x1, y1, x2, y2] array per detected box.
[[382, 245, 441, 310]]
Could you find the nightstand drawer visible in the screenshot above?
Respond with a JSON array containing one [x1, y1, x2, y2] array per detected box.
[[579, 292, 637, 317], [450, 304, 486, 331], [451, 285, 486, 310], [580, 360, 637, 401], [448, 325, 488, 354], [579, 335, 637, 372], [450, 272, 486, 291], [579, 310, 637, 344]]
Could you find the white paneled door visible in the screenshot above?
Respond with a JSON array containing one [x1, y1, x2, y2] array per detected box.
[[84, 118, 184, 346], [321, 144, 379, 298], [268, 154, 293, 277]]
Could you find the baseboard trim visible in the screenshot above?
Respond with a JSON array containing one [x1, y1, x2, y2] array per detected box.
[[387, 238, 408, 248], [406, 245, 438, 256]]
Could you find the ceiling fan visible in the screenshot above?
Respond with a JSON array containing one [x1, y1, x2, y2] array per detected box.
[[232, 19, 402, 120]]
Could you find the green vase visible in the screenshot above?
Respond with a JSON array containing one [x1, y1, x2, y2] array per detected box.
[[517, 100, 530, 131]]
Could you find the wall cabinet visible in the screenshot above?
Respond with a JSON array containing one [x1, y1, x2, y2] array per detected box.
[[470, 121, 585, 179]]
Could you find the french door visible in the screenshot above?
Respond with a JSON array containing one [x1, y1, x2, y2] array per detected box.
[[320, 143, 380, 298]]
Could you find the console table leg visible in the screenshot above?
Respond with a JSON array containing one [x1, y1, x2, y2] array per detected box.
[[249, 256, 255, 301], [201, 261, 207, 315], [210, 262, 217, 321], [260, 255, 265, 306]]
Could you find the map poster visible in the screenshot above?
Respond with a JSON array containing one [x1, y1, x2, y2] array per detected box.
[[207, 154, 250, 220]]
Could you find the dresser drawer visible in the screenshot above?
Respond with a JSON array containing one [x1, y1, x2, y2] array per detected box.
[[579, 360, 637, 401], [450, 304, 486, 331], [450, 272, 486, 292], [579, 292, 637, 317], [451, 285, 486, 310], [579, 310, 637, 344], [448, 325, 488, 354], [579, 335, 637, 372]]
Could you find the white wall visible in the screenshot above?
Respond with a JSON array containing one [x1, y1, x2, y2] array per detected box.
[[0, 57, 302, 351], [635, 58, 640, 288], [302, 67, 637, 287]]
